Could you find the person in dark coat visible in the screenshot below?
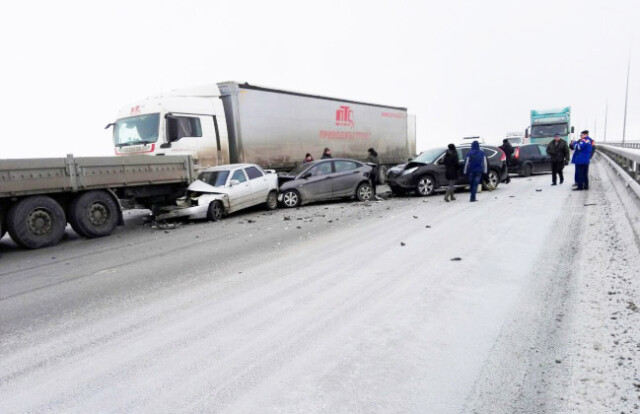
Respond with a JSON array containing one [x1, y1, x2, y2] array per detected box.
[[570, 130, 593, 191], [303, 153, 314, 163], [321, 147, 333, 159], [443, 143, 459, 202], [463, 141, 488, 202], [498, 139, 514, 183], [366, 148, 380, 196], [546, 134, 570, 185]]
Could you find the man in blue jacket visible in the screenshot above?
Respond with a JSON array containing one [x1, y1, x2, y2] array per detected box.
[[570, 130, 593, 191], [463, 141, 488, 202]]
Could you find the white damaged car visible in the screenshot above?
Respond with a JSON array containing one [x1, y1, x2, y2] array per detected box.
[[156, 164, 278, 221]]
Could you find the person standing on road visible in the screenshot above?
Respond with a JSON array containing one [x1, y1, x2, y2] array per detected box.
[[366, 148, 380, 196], [463, 141, 488, 202], [570, 130, 593, 191], [498, 139, 514, 184], [321, 147, 333, 159], [546, 134, 570, 185], [443, 143, 459, 202]]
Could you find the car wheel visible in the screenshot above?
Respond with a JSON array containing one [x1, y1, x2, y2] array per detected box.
[[356, 182, 373, 201], [6, 196, 66, 249], [282, 190, 301, 208], [415, 175, 435, 196], [482, 170, 500, 191], [265, 190, 278, 210], [69, 190, 119, 238], [522, 163, 533, 177], [207, 200, 223, 221]]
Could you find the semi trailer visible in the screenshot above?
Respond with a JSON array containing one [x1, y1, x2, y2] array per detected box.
[[111, 81, 416, 181]]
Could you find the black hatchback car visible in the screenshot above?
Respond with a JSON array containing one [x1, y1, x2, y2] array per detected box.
[[387, 144, 508, 196], [508, 144, 551, 176]]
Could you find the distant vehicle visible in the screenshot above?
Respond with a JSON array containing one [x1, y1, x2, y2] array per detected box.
[[387, 144, 508, 196], [508, 144, 551, 176], [156, 164, 278, 221], [460, 136, 485, 145], [278, 159, 374, 207], [504, 136, 524, 145], [526, 107, 574, 145]]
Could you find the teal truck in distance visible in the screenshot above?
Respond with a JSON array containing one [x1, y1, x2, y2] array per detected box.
[[526, 107, 574, 144]]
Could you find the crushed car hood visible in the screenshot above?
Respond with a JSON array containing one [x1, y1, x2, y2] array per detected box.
[[187, 179, 229, 195]]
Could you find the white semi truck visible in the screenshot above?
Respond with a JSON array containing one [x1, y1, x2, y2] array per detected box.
[[111, 81, 416, 179], [0, 82, 415, 249]]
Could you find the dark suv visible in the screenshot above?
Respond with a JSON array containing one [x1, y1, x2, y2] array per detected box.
[[509, 144, 551, 176], [387, 144, 508, 196]]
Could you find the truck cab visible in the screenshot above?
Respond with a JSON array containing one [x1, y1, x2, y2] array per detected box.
[[527, 107, 574, 145], [112, 86, 230, 169]]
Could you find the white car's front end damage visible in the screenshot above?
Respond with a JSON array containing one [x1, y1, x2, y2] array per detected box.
[[155, 180, 230, 221]]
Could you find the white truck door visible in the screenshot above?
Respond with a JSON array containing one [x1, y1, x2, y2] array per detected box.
[[166, 114, 217, 169]]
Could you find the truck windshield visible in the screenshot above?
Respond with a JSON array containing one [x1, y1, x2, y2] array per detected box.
[[114, 113, 160, 146], [413, 148, 446, 164], [198, 170, 230, 187], [531, 124, 568, 138]]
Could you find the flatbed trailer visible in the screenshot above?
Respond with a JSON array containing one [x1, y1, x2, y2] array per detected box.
[[0, 154, 194, 249]]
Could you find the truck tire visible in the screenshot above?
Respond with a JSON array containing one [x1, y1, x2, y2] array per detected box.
[[69, 191, 119, 238], [265, 190, 278, 210], [6, 196, 66, 249]]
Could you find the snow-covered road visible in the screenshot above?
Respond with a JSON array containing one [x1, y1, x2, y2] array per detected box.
[[1, 156, 639, 413]]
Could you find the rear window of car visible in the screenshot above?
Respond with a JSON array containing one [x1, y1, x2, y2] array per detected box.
[[520, 145, 538, 156], [245, 166, 263, 179], [334, 161, 359, 172]]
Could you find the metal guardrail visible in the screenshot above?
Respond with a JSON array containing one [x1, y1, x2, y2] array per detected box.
[[598, 144, 640, 188], [602, 141, 640, 149]]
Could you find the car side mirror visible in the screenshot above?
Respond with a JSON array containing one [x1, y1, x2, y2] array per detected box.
[[571, 126, 575, 133], [301, 172, 312, 179], [436, 159, 444, 165], [230, 179, 240, 186]]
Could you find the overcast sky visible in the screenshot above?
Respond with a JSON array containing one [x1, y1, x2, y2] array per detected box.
[[1, 0, 638, 159]]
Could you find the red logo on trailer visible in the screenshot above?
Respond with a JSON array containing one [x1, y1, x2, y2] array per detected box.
[[130, 105, 141, 115], [335, 105, 355, 128]]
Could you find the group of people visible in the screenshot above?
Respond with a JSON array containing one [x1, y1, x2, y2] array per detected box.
[[303, 147, 334, 163], [443, 130, 596, 203]]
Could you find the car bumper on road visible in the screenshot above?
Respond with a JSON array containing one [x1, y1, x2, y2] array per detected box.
[[155, 205, 208, 221]]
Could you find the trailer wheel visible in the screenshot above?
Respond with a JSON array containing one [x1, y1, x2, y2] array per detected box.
[[6, 196, 66, 249], [69, 191, 119, 238]]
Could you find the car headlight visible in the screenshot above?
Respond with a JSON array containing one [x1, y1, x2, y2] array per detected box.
[[402, 167, 418, 175]]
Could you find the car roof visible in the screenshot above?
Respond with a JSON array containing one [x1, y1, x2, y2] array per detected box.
[[198, 163, 261, 172]]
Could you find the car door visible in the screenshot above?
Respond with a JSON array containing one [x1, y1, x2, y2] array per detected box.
[[332, 160, 362, 196], [456, 148, 470, 184], [244, 166, 269, 206], [297, 161, 334, 201], [227, 168, 252, 211], [537, 145, 552, 172], [431, 151, 448, 187]]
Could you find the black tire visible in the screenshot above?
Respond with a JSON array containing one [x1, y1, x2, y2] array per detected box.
[[377, 165, 388, 185], [281, 190, 301, 208], [0, 208, 5, 241], [521, 163, 533, 177], [482, 169, 500, 191], [265, 190, 278, 210], [415, 175, 435, 196], [69, 191, 119, 238], [207, 200, 224, 221], [356, 182, 374, 201], [6, 196, 66, 249]]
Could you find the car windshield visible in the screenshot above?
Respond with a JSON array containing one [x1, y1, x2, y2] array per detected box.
[[412, 148, 446, 164], [114, 113, 160, 146], [197, 170, 230, 187], [287, 164, 311, 177], [531, 124, 567, 138]]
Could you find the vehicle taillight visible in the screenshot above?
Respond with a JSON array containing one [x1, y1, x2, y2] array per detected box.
[[499, 148, 506, 162], [514, 147, 520, 159]]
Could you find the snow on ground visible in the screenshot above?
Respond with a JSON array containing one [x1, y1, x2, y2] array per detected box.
[[0, 157, 639, 413]]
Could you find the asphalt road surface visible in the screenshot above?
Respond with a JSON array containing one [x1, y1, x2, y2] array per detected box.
[[1, 157, 639, 413]]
